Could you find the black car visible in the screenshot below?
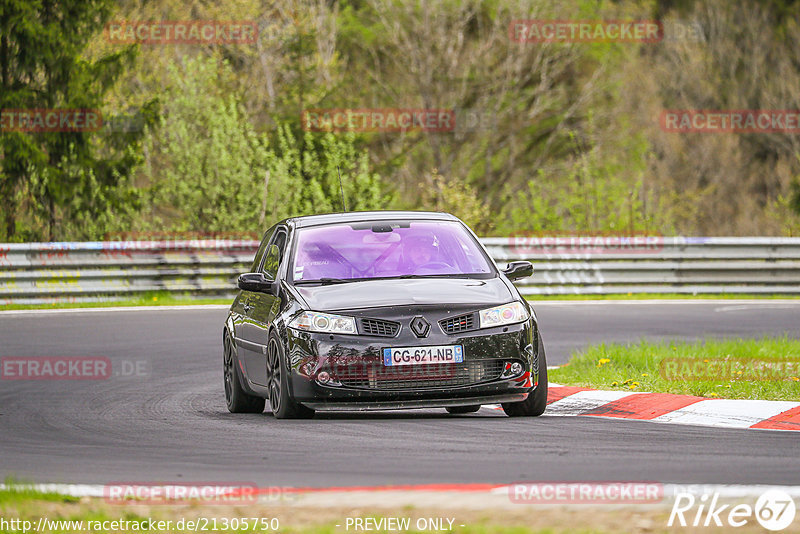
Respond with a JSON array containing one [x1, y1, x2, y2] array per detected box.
[[223, 211, 547, 419]]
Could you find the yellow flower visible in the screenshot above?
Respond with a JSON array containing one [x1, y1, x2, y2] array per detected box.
[[596, 358, 611, 368], [641, 373, 649, 377], [611, 381, 619, 387], [703, 359, 709, 363], [791, 377, 799, 382], [707, 392, 719, 397]]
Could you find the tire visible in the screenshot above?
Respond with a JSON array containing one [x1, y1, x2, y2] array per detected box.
[[266, 331, 315, 420], [501, 335, 549, 417], [223, 330, 266, 414], [446, 405, 481, 414]]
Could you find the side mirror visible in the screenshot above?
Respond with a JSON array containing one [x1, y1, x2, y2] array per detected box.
[[503, 261, 534, 281], [237, 272, 278, 295]]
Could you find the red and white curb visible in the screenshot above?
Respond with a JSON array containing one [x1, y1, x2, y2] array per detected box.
[[485, 385, 800, 431], [9, 481, 800, 506]]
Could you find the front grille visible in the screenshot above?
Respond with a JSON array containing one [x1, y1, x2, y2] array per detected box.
[[439, 313, 476, 334], [333, 359, 504, 390], [360, 318, 400, 337]]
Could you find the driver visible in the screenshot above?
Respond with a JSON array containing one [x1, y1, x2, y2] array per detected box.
[[404, 233, 439, 270]]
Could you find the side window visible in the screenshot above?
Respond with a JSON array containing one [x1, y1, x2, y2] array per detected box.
[[250, 226, 276, 272], [272, 230, 288, 262], [260, 226, 289, 279], [262, 245, 281, 280]]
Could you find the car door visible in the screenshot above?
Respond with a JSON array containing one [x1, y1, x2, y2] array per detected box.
[[234, 226, 273, 385], [238, 225, 288, 386]]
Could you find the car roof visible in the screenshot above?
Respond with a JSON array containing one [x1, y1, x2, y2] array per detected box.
[[282, 211, 460, 229]]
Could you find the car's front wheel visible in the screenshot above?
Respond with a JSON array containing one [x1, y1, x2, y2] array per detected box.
[[501, 335, 548, 417], [266, 331, 315, 420], [223, 330, 265, 414]]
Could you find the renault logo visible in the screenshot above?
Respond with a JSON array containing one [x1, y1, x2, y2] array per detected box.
[[410, 316, 430, 338]]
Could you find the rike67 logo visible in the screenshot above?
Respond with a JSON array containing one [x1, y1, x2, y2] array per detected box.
[[669, 489, 796, 531]]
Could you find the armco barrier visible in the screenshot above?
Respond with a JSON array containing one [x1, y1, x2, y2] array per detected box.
[[2, 237, 800, 304], [0, 240, 259, 305]]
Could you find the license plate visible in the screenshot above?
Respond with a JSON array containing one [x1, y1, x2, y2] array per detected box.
[[382, 345, 464, 366]]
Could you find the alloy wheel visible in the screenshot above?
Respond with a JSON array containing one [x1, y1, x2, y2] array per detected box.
[[266, 338, 282, 413], [223, 335, 235, 406]]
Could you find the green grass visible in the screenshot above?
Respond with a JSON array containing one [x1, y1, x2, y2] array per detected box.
[[0, 479, 78, 505], [3, 292, 797, 312], [0, 485, 151, 534], [550, 336, 800, 401], [0, 485, 613, 534], [0, 291, 231, 311]]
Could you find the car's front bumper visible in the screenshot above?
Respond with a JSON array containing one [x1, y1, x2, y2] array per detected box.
[[282, 314, 541, 410], [301, 393, 529, 411]]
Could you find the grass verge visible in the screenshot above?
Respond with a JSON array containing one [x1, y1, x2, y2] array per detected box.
[[0, 484, 648, 534], [0, 291, 231, 311], [3, 292, 799, 312], [550, 336, 800, 401]]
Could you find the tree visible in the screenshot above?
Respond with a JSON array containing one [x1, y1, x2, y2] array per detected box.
[[0, 0, 145, 240], [140, 56, 392, 234]]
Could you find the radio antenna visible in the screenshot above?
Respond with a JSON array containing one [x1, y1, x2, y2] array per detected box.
[[337, 165, 347, 212]]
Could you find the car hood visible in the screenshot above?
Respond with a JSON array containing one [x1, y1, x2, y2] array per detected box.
[[295, 277, 513, 311]]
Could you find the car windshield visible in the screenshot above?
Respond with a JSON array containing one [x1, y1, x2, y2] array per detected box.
[[291, 220, 494, 283]]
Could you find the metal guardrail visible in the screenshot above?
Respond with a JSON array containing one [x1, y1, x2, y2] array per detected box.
[[2, 237, 800, 304], [0, 240, 258, 305]]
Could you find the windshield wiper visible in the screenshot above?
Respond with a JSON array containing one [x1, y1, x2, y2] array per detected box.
[[294, 277, 357, 285], [394, 274, 456, 279]]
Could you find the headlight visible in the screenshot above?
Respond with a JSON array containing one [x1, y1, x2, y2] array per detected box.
[[288, 311, 357, 334], [479, 301, 529, 328]]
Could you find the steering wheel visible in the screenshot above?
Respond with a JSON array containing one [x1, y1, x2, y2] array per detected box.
[[414, 261, 453, 273]]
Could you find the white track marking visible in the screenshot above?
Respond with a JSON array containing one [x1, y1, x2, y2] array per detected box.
[[651, 399, 799, 429]]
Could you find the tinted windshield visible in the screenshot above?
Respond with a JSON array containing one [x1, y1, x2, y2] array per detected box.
[[291, 220, 494, 282]]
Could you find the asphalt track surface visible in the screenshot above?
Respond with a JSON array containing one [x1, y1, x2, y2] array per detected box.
[[1, 300, 799, 487]]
